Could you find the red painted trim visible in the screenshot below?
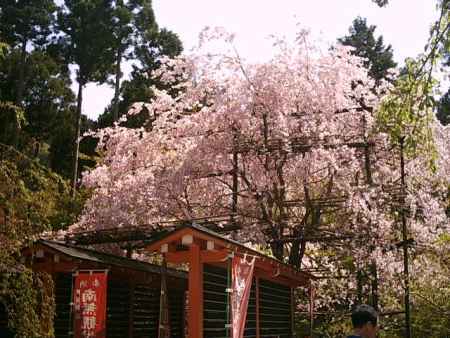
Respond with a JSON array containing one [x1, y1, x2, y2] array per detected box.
[[145, 228, 193, 252], [200, 249, 229, 263], [165, 251, 190, 264]]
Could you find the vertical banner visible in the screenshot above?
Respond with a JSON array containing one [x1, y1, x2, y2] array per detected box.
[[231, 255, 255, 338], [73, 271, 108, 338]]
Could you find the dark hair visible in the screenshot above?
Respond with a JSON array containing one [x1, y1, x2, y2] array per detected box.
[[351, 304, 378, 328]]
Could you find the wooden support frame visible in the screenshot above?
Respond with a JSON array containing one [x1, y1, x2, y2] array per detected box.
[[142, 224, 313, 338]]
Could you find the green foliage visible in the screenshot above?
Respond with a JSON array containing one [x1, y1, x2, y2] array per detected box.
[[0, 46, 82, 177], [0, 0, 56, 48], [377, 58, 437, 157], [410, 283, 450, 336], [338, 17, 396, 83], [0, 102, 26, 147], [376, 0, 450, 160], [0, 0, 57, 105], [0, 48, 75, 138], [0, 42, 7, 59], [0, 144, 83, 252], [0, 142, 84, 335], [0, 269, 55, 338]]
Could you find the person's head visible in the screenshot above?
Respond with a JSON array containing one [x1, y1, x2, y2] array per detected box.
[[351, 304, 378, 338]]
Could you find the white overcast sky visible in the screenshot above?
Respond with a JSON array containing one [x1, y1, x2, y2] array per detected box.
[[81, 0, 438, 120]]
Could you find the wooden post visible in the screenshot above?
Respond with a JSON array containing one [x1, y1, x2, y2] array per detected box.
[[188, 243, 203, 338], [255, 277, 260, 338]]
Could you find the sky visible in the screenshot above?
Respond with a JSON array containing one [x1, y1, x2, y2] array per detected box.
[[81, 0, 438, 120]]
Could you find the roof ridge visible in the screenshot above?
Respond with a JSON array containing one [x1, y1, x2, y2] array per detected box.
[[38, 239, 187, 276]]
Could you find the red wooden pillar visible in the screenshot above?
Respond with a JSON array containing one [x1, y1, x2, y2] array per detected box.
[[188, 243, 203, 338]]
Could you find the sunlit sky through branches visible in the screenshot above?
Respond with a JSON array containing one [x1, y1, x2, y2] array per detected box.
[[81, 0, 438, 120]]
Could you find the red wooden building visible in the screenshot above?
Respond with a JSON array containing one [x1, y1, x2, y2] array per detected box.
[[12, 240, 187, 338], [1, 224, 312, 338], [144, 223, 312, 338]]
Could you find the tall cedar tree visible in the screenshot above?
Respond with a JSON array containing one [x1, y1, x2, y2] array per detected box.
[[0, 49, 75, 159], [109, 0, 135, 122], [338, 17, 396, 83], [108, 0, 162, 122], [56, 0, 115, 196], [0, 0, 56, 106], [98, 6, 182, 128]]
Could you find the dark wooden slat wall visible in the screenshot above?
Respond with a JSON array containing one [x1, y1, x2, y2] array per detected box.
[[54, 273, 72, 338], [203, 264, 229, 338], [259, 279, 292, 338], [51, 273, 185, 338], [131, 284, 159, 338], [244, 279, 257, 338], [107, 279, 131, 338], [168, 289, 185, 338]]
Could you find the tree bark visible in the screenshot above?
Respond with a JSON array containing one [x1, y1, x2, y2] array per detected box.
[[72, 80, 84, 198], [112, 48, 123, 122], [15, 40, 27, 106]]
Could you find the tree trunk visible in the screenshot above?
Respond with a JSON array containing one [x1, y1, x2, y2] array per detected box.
[[72, 80, 84, 198], [15, 40, 27, 106], [289, 228, 302, 268], [270, 226, 284, 261], [357, 269, 363, 304], [370, 262, 378, 310], [112, 48, 123, 122]]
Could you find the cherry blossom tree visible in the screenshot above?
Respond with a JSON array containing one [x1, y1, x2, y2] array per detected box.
[[69, 29, 450, 338], [75, 28, 449, 276]]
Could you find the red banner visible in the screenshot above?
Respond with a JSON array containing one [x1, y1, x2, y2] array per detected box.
[[231, 255, 255, 338], [73, 271, 108, 338]]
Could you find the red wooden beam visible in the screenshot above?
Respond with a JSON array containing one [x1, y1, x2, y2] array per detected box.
[[145, 228, 192, 252], [200, 249, 229, 263], [143, 226, 311, 285], [165, 251, 190, 264]]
